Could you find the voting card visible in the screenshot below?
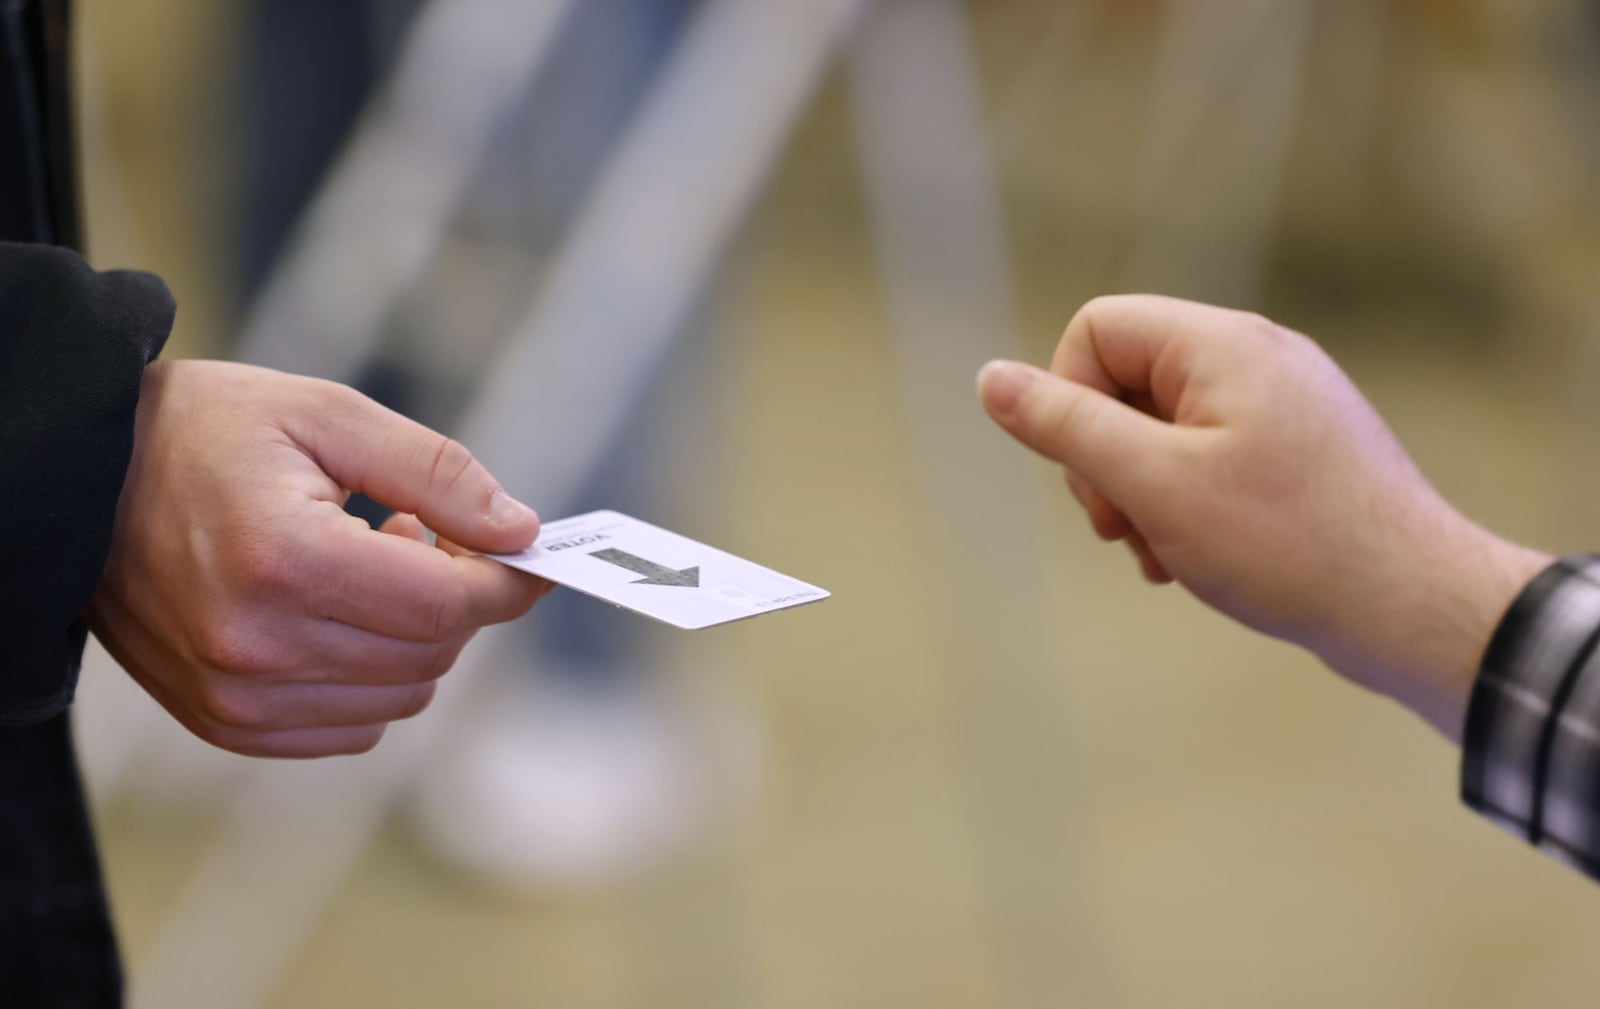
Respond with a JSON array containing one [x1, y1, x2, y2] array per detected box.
[[487, 510, 830, 630]]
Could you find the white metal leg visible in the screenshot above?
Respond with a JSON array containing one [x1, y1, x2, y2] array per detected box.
[[850, 3, 1122, 1004], [232, 0, 577, 380]]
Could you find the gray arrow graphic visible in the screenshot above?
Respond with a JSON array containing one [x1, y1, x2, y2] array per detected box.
[[589, 548, 701, 588]]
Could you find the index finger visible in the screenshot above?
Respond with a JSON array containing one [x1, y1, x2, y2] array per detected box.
[[1050, 294, 1256, 415], [301, 517, 546, 641], [292, 384, 541, 555]]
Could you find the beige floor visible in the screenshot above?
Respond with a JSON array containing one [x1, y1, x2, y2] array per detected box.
[[81, 3, 1600, 1007]]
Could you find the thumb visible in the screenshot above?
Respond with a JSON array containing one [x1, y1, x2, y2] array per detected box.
[[977, 359, 1171, 501], [304, 387, 540, 554]]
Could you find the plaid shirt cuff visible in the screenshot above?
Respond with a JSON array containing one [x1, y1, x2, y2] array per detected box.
[[1463, 554, 1600, 878]]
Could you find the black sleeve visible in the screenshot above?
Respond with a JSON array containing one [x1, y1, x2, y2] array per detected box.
[[0, 242, 173, 725]]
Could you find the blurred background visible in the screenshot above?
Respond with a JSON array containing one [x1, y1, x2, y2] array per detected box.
[[66, 0, 1600, 1006]]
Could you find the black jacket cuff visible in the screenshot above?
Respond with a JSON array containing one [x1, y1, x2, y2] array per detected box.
[[0, 243, 173, 724]]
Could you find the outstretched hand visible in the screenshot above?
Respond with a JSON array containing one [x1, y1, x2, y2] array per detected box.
[[88, 360, 553, 757], [978, 295, 1548, 741]]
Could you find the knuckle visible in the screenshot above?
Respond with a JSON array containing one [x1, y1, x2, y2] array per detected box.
[[316, 378, 368, 416], [298, 378, 365, 431], [426, 437, 478, 496], [1063, 299, 1103, 356], [421, 642, 460, 681], [1072, 294, 1135, 343], [428, 580, 473, 640], [1233, 310, 1285, 344], [195, 724, 257, 756], [399, 683, 437, 720], [199, 681, 270, 729], [194, 617, 272, 674], [1076, 294, 1123, 323], [343, 726, 386, 755], [497, 579, 542, 622], [233, 536, 307, 597], [1279, 324, 1322, 357]]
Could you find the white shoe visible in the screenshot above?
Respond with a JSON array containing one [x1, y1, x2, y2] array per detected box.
[[407, 666, 763, 893]]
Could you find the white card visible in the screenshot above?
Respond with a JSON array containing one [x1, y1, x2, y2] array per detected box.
[[486, 510, 830, 630]]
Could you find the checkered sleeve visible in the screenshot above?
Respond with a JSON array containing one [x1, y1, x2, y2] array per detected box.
[[1462, 554, 1600, 878]]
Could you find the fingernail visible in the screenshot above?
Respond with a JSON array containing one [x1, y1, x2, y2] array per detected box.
[[489, 489, 536, 526], [977, 360, 1035, 419]]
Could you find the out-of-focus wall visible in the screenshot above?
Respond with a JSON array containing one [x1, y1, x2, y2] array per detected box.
[[79, 0, 235, 357]]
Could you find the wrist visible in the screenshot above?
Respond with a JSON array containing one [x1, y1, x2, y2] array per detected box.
[[1414, 525, 1550, 743], [1317, 516, 1551, 744]]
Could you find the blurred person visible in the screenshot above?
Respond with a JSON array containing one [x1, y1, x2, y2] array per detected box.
[[1, 2, 549, 1005], [976, 294, 1599, 878]]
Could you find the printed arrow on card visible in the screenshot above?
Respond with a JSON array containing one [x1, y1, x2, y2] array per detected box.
[[486, 510, 826, 629], [589, 548, 701, 588]]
